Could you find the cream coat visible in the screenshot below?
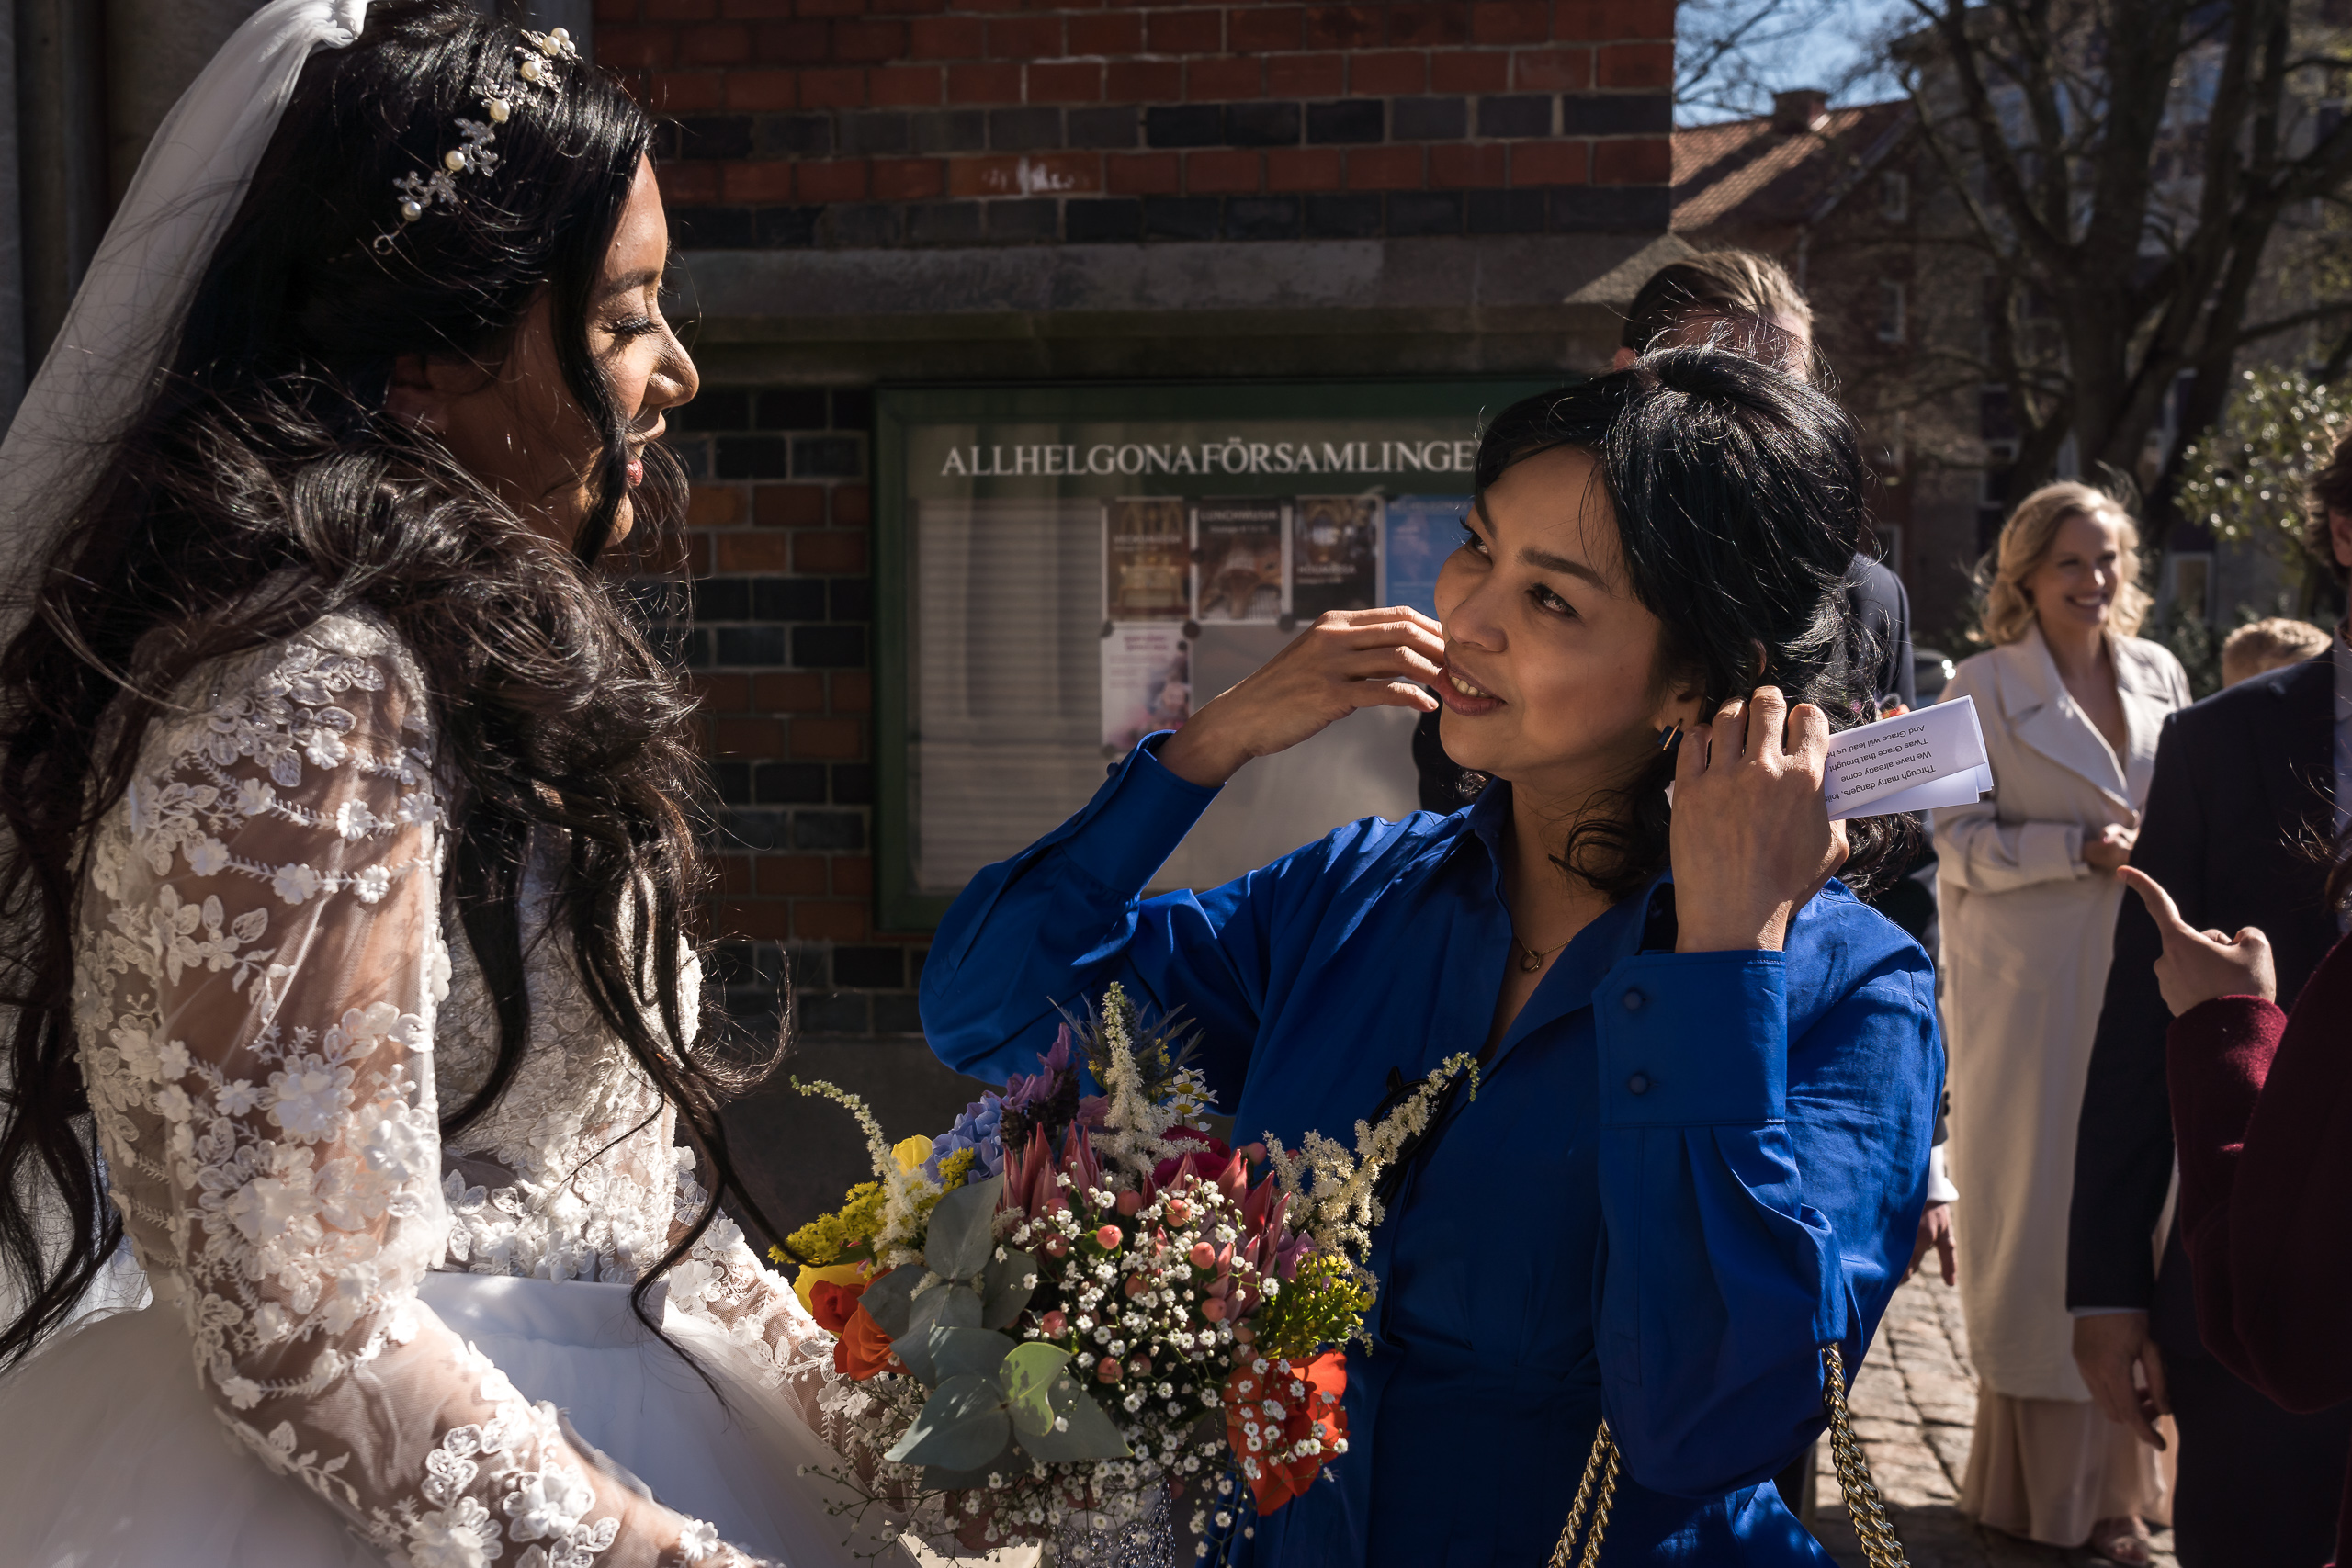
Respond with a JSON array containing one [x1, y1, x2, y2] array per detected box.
[[1933, 625, 2192, 1401]]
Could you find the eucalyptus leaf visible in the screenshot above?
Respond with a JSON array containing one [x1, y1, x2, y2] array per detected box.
[[920, 1431, 1024, 1494], [895, 1282, 985, 1382], [1015, 1375, 1133, 1463], [924, 1174, 1004, 1280], [996, 1343, 1073, 1438], [980, 1246, 1039, 1331], [882, 1374, 1012, 1471], [932, 1282, 983, 1331], [857, 1263, 923, 1339], [927, 1325, 1016, 1384]]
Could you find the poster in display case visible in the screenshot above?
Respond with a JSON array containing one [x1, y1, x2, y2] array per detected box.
[[876, 378, 1555, 929]]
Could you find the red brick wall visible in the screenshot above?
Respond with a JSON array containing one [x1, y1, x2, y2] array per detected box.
[[609, 4, 1676, 1036], [595, 1, 1676, 247]]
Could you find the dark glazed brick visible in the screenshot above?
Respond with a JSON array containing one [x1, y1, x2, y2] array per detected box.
[[715, 625, 788, 665], [1225, 101, 1303, 146], [1476, 95, 1554, 138], [1067, 107, 1138, 149], [1304, 192, 1383, 237], [907, 201, 984, 245], [837, 111, 910, 155], [673, 116, 754, 160], [755, 207, 822, 248], [695, 578, 752, 620], [1305, 99, 1384, 143], [829, 579, 875, 622], [1390, 96, 1467, 140], [793, 436, 864, 479], [1143, 196, 1221, 241], [910, 110, 987, 155], [1558, 94, 1672, 136], [710, 761, 752, 805], [754, 763, 828, 805], [832, 762, 876, 805], [1547, 184, 1671, 231], [1145, 105, 1224, 149], [989, 107, 1064, 150], [666, 439, 711, 481], [715, 434, 791, 479], [797, 992, 871, 1035], [1068, 197, 1143, 243], [986, 199, 1060, 243], [1388, 191, 1463, 235], [1467, 187, 1546, 233], [792, 811, 866, 851], [833, 946, 904, 989], [753, 578, 828, 621], [822, 205, 899, 248], [674, 628, 711, 670], [755, 114, 832, 158], [831, 389, 874, 431], [673, 389, 751, 432], [872, 995, 925, 1035], [718, 809, 789, 851], [671, 206, 756, 248], [792, 626, 866, 667], [758, 389, 829, 430], [1225, 196, 1301, 240]]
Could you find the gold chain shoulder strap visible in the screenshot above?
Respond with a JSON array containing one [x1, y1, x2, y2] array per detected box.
[[1549, 1344, 1909, 1568]]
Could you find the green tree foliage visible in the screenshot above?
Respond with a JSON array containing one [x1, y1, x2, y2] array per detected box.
[[2174, 367, 2352, 605]]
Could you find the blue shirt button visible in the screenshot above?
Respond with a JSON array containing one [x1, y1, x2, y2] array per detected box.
[[1623, 988, 1645, 1010], [1626, 1073, 1651, 1096]]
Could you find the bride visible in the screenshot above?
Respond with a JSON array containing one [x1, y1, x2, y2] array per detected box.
[[0, 4, 879, 1563]]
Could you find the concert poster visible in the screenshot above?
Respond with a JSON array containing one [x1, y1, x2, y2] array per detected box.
[[1191, 500, 1286, 623], [1100, 625, 1192, 751], [1102, 498, 1192, 621], [1291, 496, 1381, 617]]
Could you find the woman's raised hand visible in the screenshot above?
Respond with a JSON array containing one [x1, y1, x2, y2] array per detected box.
[[1158, 608, 1446, 788], [2117, 865, 2277, 1015], [1668, 688, 1849, 953]]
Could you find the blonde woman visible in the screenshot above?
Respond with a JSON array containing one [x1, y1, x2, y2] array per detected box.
[[1937, 484, 2192, 1563]]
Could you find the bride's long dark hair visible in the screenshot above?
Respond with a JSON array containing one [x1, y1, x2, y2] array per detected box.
[[0, 2, 780, 1366]]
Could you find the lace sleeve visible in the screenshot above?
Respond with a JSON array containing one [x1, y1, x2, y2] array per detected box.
[[665, 1159, 839, 1431], [79, 620, 757, 1567]]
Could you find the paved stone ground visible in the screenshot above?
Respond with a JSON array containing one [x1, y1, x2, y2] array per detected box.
[[1802, 1274, 2177, 1568]]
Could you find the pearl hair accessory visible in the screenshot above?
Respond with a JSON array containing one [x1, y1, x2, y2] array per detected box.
[[373, 27, 580, 253]]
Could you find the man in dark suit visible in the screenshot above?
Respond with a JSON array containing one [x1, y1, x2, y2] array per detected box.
[[2069, 478, 2352, 1566]]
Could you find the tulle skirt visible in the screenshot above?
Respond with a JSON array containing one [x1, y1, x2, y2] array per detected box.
[[0, 1269, 898, 1567]]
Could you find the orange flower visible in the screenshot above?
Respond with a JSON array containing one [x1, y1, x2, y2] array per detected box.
[[806, 1273, 867, 1335], [833, 1301, 901, 1381], [1222, 1350, 1349, 1513]]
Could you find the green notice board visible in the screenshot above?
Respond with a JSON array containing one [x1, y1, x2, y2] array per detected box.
[[875, 378, 1557, 931]]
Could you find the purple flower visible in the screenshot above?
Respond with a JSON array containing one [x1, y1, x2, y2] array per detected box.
[[922, 1092, 1005, 1185], [1003, 1026, 1076, 1114]]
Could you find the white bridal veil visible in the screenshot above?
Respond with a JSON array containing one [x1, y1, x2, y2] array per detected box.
[[0, 0, 372, 1325], [0, 0, 372, 593]]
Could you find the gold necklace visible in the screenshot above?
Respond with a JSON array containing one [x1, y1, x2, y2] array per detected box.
[[1510, 930, 1572, 974]]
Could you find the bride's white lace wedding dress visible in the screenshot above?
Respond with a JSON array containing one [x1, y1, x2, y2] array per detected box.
[[0, 606, 887, 1567]]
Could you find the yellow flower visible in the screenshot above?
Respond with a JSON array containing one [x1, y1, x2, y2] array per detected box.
[[793, 1261, 869, 1317], [936, 1145, 978, 1191], [892, 1135, 933, 1172], [781, 1180, 888, 1267]]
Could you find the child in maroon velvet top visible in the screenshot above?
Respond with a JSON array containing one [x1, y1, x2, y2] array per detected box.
[[2119, 865, 2352, 1568]]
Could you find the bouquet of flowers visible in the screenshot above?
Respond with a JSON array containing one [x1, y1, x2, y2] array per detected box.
[[777, 984, 1474, 1562]]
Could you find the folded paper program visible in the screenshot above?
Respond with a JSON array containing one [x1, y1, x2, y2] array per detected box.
[[1820, 696, 1992, 821]]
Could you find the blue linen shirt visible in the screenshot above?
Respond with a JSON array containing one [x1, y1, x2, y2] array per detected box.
[[921, 738, 1943, 1566]]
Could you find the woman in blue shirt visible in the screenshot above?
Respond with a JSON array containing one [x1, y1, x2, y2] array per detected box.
[[921, 350, 1943, 1565]]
